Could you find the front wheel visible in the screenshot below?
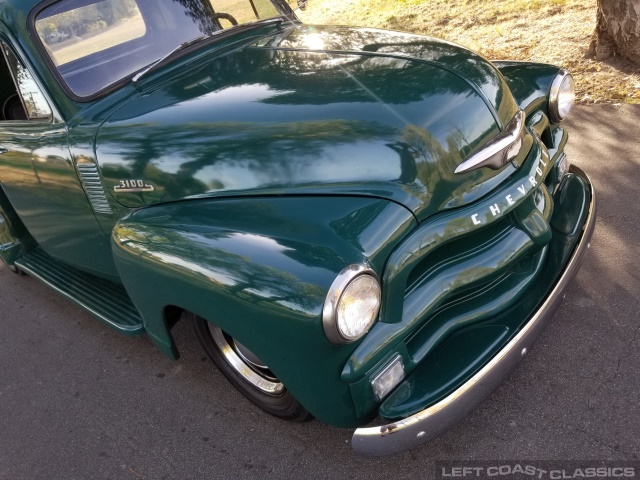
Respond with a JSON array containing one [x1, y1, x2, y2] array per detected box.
[[190, 312, 311, 422], [1, 257, 23, 274]]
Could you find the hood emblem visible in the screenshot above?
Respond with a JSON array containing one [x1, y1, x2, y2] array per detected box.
[[455, 110, 526, 174]]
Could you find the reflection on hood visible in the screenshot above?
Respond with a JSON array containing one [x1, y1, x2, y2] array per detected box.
[[96, 25, 519, 221]]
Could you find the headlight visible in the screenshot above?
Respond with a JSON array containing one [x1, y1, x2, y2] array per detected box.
[[323, 265, 381, 344], [549, 70, 575, 123]]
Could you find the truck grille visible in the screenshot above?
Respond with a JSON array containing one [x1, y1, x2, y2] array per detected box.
[[344, 137, 556, 383]]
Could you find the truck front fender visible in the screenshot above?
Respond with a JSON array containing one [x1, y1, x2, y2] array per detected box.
[[112, 195, 415, 426], [494, 61, 560, 115]]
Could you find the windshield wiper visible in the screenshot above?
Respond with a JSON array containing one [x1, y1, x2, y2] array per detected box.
[[132, 35, 211, 84]]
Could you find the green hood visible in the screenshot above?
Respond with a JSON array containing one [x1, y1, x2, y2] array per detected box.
[[96, 25, 520, 220]]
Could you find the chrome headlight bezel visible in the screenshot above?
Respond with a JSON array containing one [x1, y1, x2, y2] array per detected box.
[[549, 70, 575, 123], [322, 264, 381, 344]]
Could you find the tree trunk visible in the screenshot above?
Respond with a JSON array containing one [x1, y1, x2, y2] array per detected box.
[[588, 0, 640, 64]]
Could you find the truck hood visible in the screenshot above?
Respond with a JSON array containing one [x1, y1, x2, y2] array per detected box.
[[96, 25, 520, 220]]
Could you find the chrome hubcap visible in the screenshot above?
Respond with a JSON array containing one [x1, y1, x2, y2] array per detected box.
[[208, 325, 284, 395]]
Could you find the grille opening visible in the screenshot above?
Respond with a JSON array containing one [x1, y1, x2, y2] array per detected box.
[[405, 217, 513, 295], [405, 247, 546, 363], [541, 125, 554, 149]]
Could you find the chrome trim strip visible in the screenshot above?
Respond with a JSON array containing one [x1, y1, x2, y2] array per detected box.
[[322, 264, 380, 344], [352, 165, 596, 456], [77, 163, 113, 215], [454, 110, 526, 174], [209, 325, 285, 395]]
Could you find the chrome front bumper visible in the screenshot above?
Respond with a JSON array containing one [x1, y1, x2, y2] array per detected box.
[[352, 165, 596, 456]]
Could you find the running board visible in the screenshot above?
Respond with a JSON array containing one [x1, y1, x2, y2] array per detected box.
[[15, 248, 144, 335]]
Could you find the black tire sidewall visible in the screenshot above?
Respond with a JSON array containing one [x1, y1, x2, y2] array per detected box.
[[190, 312, 311, 422]]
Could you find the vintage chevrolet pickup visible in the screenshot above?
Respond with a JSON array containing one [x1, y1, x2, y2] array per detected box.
[[0, 0, 595, 456]]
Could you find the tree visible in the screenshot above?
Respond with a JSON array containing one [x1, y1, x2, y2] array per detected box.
[[588, 0, 640, 64], [96, 0, 137, 26]]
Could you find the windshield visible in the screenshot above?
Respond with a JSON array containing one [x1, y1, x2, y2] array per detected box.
[[34, 0, 292, 99]]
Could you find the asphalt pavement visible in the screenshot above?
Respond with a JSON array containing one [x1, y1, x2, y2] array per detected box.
[[1, 105, 639, 479]]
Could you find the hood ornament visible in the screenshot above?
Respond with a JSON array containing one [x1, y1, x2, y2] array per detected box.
[[455, 110, 526, 174]]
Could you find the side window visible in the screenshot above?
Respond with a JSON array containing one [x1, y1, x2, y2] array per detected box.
[[35, 0, 146, 68], [0, 41, 52, 122]]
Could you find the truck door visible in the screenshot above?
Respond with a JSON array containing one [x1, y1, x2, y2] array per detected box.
[[0, 39, 118, 279]]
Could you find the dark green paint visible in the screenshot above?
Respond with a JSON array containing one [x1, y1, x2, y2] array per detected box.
[[0, 0, 592, 430], [95, 25, 523, 222], [494, 61, 560, 115], [380, 172, 590, 419], [112, 196, 416, 425], [257, 26, 520, 128], [0, 184, 27, 265], [341, 134, 554, 383], [381, 324, 512, 419], [0, 119, 119, 278]]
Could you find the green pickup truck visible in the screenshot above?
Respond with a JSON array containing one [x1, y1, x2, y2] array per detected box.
[[0, 0, 595, 456]]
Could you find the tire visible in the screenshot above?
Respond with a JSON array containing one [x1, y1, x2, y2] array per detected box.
[[190, 312, 311, 422], [1, 257, 23, 275]]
